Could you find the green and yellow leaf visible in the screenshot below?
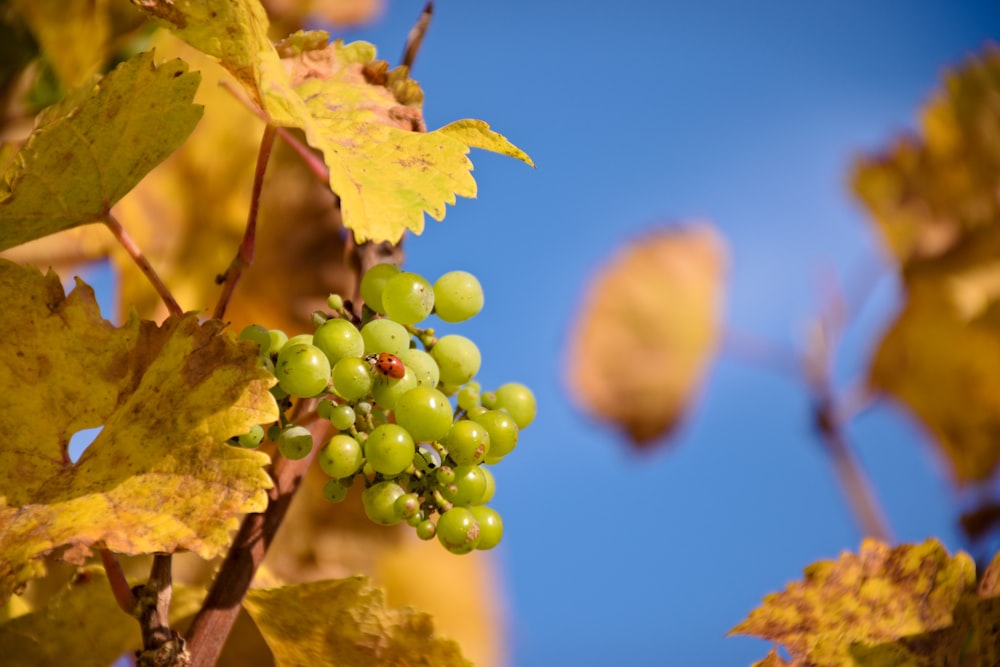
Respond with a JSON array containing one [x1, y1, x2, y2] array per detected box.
[[131, 0, 532, 244], [730, 539, 976, 667], [243, 576, 471, 667], [0, 50, 203, 252], [0, 261, 277, 604]]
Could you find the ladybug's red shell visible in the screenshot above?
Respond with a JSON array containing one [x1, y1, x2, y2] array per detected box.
[[366, 352, 406, 379]]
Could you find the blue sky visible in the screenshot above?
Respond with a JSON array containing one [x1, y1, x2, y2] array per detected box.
[[336, 3, 1000, 665], [78, 2, 1000, 665]]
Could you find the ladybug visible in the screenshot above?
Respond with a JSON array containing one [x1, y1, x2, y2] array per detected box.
[[365, 352, 406, 380]]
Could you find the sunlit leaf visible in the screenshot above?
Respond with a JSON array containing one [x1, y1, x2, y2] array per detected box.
[[564, 224, 727, 446], [0, 50, 203, 252], [752, 647, 794, 667], [243, 576, 470, 667], [870, 265, 1000, 483], [852, 46, 1000, 269], [730, 539, 976, 667], [131, 0, 532, 244], [0, 567, 204, 667], [0, 261, 277, 603]]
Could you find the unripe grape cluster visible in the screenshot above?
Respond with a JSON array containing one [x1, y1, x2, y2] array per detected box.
[[231, 265, 535, 554]]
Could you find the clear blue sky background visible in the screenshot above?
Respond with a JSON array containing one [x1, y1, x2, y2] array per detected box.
[[82, 2, 999, 665]]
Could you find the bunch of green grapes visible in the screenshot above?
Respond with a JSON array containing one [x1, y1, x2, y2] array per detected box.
[[229, 265, 535, 554]]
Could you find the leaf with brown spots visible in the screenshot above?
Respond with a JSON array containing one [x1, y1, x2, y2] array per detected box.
[[0, 260, 277, 604], [565, 224, 727, 446], [730, 539, 976, 667]]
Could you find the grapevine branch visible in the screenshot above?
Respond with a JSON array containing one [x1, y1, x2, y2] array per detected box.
[[401, 2, 434, 70], [184, 418, 330, 667], [134, 554, 185, 667], [103, 212, 182, 317], [213, 124, 278, 320]]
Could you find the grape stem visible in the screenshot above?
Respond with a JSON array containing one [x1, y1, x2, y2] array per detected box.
[[103, 212, 182, 317], [184, 417, 330, 667], [134, 554, 186, 665], [213, 124, 277, 320], [100, 549, 135, 614]]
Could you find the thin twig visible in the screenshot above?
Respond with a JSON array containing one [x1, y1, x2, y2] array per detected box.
[[184, 419, 331, 667], [400, 2, 434, 70], [103, 213, 182, 317], [218, 80, 330, 185], [812, 390, 894, 542], [213, 124, 278, 320], [100, 549, 136, 614]]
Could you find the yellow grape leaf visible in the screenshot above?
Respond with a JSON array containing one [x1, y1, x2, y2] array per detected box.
[[0, 50, 203, 252], [0, 261, 277, 604], [564, 224, 727, 446], [131, 0, 533, 244], [0, 567, 204, 667], [869, 262, 1000, 483], [850, 594, 1000, 667], [243, 577, 471, 667], [12, 0, 111, 88], [729, 539, 976, 667], [852, 46, 1000, 268]]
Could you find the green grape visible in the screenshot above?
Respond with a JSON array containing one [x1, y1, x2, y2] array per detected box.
[[332, 357, 373, 400], [436, 507, 480, 554], [456, 385, 481, 412], [327, 293, 344, 311], [316, 399, 337, 420], [433, 271, 484, 323], [323, 478, 352, 503], [472, 410, 519, 462], [371, 366, 417, 410], [480, 466, 496, 503], [443, 419, 490, 465], [328, 404, 356, 431], [436, 465, 456, 486], [364, 424, 415, 476], [277, 425, 314, 460], [493, 382, 537, 428], [470, 506, 503, 550], [362, 481, 406, 525], [314, 318, 363, 366], [407, 511, 426, 527], [360, 263, 401, 314], [361, 318, 410, 356], [239, 324, 271, 353], [415, 519, 436, 540], [237, 424, 265, 448], [311, 311, 328, 328], [441, 464, 488, 506], [283, 333, 314, 351], [467, 405, 488, 419], [430, 335, 481, 386], [268, 329, 288, 354], [394, 386, 454, 442], [397, 348, 440, 388], [382, 272, 435, 324], [275, 343, 331, 398], [270, 384, 289, 401], [480, 391, 496, 409], [318, 434, 363, 478], [394, 493, 421, 520]]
